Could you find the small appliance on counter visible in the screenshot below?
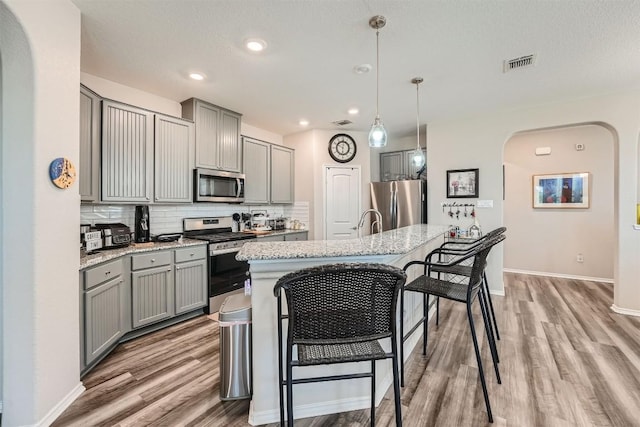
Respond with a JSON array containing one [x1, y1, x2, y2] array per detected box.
[[152, 233, 182, 243], [94, 223, 132, 249], [267, 217, 286, 230], [134, 205, 150, 243]]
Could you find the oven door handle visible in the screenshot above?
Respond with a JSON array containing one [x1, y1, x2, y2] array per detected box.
[[236, 178, 243, 198]]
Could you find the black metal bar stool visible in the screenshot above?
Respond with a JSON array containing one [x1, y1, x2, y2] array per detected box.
[[432, 226, 507, 343], [274, 263, 406, 426], [399, 234, 505, 423]]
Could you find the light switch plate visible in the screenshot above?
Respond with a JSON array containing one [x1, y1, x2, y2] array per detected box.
[[477, 200, 493, 208]]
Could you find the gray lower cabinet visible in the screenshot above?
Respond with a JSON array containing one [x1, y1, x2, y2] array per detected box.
[[79, 85, 101, 202], [102, 100, 154, 202], [82, 258, 126, 367], [154, 114, 195, 203], [257, 234, 285, 242], [242, 136, 294, 204], [181, 98, 242, 172], [284, 231, 308, 241], [174, 246, 208, 315], [131, 251, 174, 328]]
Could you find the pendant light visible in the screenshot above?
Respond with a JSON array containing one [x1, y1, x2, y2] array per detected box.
[[410, 77, 425, 168], [368, 15, 387, 148]]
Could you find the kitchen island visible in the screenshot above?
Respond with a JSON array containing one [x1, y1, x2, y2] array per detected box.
[[236, 224, 450, 425]]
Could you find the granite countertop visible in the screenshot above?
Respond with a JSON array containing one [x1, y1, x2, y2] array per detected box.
[[80, 238, 207, 269], [255, 229, 308, 237], [236, 224, 450, 261]]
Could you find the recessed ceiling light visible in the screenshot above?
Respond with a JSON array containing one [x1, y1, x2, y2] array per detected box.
[[245, 38, 267, 52], [299, 119, 309, 126], [189, 72, 205, 81], [348, 108, 359, 115], [353, 64, 372, 74]]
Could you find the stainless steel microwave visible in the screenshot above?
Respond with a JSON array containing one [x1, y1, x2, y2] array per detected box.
[[194, 168, 245, 203]]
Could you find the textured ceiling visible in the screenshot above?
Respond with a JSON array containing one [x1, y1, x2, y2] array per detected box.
[[71, 0, 640, 139]]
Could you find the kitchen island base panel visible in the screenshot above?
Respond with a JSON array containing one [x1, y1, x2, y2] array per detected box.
[[244, 227, 445, 425]]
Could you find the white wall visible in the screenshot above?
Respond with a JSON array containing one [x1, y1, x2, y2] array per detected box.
[[504, 124, 614, 280], [285, 129, 370, 240], [428, 91, 640, 313], [1, 0, 83, 424]]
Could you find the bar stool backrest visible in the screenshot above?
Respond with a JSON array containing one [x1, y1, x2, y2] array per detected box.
[[466, 234, 506, 300], [274, 263, 406, 346]]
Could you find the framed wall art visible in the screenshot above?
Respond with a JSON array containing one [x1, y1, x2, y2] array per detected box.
[[446, 168, 479, 198], [532, 172, 590, 208]]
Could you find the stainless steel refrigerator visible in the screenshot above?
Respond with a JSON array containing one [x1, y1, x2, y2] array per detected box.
[[370, 180, 427, 231]]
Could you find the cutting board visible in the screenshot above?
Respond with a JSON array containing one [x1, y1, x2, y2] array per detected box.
[[242, 229, 273, 235]]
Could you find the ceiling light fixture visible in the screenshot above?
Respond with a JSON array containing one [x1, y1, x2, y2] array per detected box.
[[189, 72, 205, 81], [299, 119, 309, 126], [410, 77, 425, 168], [245, 38, 267, 52], [348, 108, 359, 115], [368, 15, 387, 148]]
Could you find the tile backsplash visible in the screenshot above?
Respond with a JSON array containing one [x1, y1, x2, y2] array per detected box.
[[81, 201, 310, 235]]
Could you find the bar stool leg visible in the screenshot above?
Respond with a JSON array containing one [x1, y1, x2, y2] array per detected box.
[[371, 360, 376, 427], [424, 294, 430, 355], [467, 301, 493, 423], [479, 290, 501, 384], [483, 272, 500, 341], [391, 337, 403, 427], [286, 349, 294, 426], [400, 288, 405, 387], [480, 287, 499, 364]]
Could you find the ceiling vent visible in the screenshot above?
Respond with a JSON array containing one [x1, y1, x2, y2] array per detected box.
[[332, 119, 353, 126], [503, 54, 536, 73]]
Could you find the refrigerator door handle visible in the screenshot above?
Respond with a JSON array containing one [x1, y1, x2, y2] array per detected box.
[[391, 181, 398, 229]]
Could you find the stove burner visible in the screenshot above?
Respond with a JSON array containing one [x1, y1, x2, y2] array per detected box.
[[189, 232, 256, 244]]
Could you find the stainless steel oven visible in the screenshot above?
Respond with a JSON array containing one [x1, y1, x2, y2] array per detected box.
[[183, 217, 256, 313], [194, 168, 245, 203]]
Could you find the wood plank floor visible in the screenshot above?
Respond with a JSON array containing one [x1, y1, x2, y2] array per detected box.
[[53, 273, 640, 426]]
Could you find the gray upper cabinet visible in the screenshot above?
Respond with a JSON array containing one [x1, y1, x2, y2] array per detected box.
[[270, 145, 294, 204], [242, 137, 271, 204], [219, 110, 242, 172], [242, 137, 294, 205], [102, 100, 154, 202], [80, 85, 101, 202], [380, 151, 405, 182], [181, 98, 242, 172], [154, 114, 194, 203], [380, 149, 426, 181]]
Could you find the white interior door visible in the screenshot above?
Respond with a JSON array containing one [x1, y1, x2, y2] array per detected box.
[[325, 166, 361, 240]]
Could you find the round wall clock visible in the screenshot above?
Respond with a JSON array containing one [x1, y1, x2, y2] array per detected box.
[[328, 133, 357, 163], [49, 157, 77, 189]]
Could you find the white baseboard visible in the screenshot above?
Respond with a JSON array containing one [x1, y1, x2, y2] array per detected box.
[[611, 304, 640, 317], [36, 382, 85, 427], [249, 395, 371, 425], [503, 268, 613, 284]]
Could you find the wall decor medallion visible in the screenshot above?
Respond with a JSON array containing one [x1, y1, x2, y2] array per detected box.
[[49, 157, 77, 189]]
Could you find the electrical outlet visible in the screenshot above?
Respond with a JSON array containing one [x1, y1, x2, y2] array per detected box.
[[576, 253, 584, 263]]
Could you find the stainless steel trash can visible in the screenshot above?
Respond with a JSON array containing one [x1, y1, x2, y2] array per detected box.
[[219, 294, 252, 400]]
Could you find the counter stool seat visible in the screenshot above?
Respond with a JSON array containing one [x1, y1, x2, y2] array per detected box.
[[404, 275, 475, 302], [298, 341, 387, 366]]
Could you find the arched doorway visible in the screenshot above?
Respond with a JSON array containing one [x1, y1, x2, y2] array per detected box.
[[503, 123, 616, 282]]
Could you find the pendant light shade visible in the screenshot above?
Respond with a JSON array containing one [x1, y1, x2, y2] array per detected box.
[[410, 77, 425, 168], [368, 15, 387, 148]]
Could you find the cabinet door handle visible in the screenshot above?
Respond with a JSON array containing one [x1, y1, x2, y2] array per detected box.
[[105, 271, 111, 275], [150, 259, 155, 263], [176, 267, 180, 271], [190, 253, 194, 257], [167, 268, 172, 272]]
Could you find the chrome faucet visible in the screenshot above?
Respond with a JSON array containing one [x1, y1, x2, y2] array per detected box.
[[357, 209, 383, 237]]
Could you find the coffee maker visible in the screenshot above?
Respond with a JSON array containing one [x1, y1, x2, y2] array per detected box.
[[134, 205, 150, 243]]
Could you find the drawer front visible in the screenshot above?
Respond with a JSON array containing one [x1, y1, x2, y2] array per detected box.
[[284, 232, 308, 241], [175, 245, 207, 263], [84, 259, 123, 289], [131, 250, 172, 271]]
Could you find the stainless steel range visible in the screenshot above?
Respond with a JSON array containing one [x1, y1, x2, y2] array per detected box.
[[183, 217, 256, 313]]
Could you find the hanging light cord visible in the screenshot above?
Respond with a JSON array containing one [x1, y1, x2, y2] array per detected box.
[[376, 29, 380, 118], [416, 81, 420, 150]]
